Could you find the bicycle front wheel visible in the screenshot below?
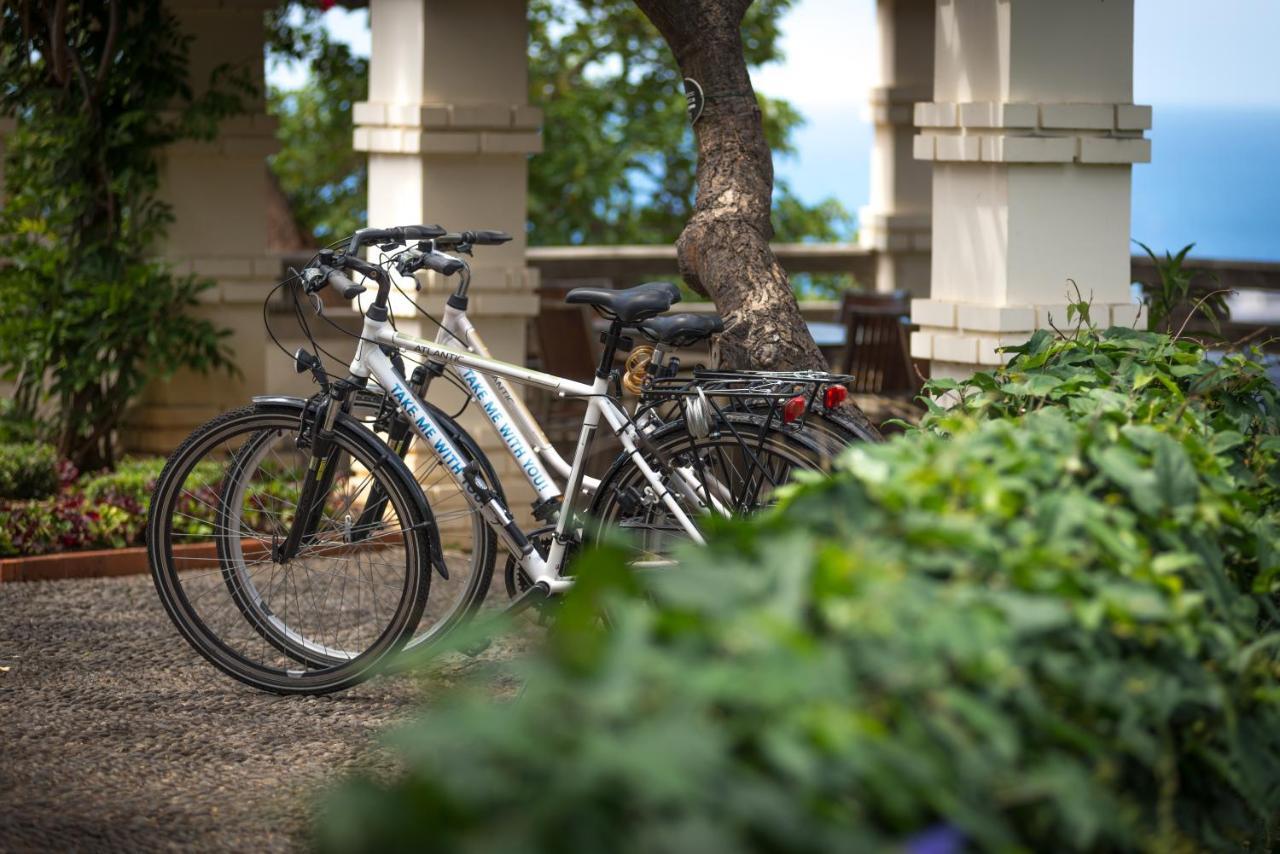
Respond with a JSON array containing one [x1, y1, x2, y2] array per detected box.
[[345, 389, 498, 654], [146, 402, 432, 695]]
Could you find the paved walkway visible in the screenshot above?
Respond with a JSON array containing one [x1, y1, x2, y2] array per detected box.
[[0, 573, 517, 852]]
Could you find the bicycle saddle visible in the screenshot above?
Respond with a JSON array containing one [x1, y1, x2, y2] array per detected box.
[[639, 313, 724, 347], [565, 281, 680, 323]]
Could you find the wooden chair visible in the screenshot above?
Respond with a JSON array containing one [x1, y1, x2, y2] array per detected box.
[[529, 282, 600, 445], [836, 291, 922, 395]]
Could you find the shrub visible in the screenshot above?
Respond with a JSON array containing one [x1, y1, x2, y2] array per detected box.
[[0, 2, 246, 469], [0, 443, 60, 500], [0, 494, 130, 557], [1135, 242, 1229, 334], [0, 454, 303, 557], [0, 398, 40, 444], [315, 326, 1280, 853]]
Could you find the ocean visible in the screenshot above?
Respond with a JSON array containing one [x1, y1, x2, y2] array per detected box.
[[775, 105, 1280, 264]]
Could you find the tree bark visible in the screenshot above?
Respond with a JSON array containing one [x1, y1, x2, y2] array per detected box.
[[633, 0, 821, 371]]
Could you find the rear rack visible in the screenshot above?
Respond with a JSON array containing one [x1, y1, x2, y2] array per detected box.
[[641, 369, 854, 403]]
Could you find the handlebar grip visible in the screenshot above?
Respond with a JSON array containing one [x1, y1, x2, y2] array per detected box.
[[465, 229, 512, 245], [326, 270, 366, 299], [421, 253, 466, 276], [346, 224, 445, 253], [399, 224, 446, 241]]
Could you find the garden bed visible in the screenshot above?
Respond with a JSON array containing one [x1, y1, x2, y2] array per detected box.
[[0, 539, 270, 583]]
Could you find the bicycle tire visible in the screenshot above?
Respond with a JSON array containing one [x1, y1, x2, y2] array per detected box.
[[315, 390, 499, 653], [588, 412, 829, 561], [146, 402, 433, 695]]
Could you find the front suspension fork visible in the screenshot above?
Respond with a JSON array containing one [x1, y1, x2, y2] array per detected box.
[[274, 394, 344, 563]]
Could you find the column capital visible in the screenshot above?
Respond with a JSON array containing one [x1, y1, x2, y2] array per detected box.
[[911, 300, 1144, 367], [353, 101, 542, 155], [914, 101, 1152, 165]]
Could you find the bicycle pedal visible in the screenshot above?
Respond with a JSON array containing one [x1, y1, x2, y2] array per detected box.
[[530, 496, 561, 523], [458, 636, 492, 657], [503, 580, 552, 618]]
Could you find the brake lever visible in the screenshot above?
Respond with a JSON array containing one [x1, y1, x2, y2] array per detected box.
[[299, 266, 327, 294]]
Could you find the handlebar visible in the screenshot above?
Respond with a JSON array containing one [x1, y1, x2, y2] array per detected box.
[[344, 224, 445, 255], [395, 249, 466, 278], [431, 230, 511, 248], [301, 264, 367, 299], [300, 225, 505, 315], [418, 253, 467, 276], [324, 269, 365, 300]]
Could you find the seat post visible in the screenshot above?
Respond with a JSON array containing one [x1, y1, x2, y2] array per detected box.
[[596, 318, 625, 379]]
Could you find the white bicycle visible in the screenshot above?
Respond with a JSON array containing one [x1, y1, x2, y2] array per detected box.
[[146, 225, 849, 694]]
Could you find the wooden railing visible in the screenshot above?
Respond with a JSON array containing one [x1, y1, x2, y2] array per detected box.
[[530, 245, 1280, 346], [1130, 255, 1280, 346], [277, 245, 1280, 345], [527, 242, 877, 292]]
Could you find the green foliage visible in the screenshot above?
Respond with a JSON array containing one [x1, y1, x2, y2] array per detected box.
[[315, 325, 1280, 853], [922, 322, 1279, 510], [0, 443, 59, 501], [0, 454, 300, 557], [526, 0, 852, 248], [267, 2, 853, 256], [0, 493, 133, 557], [267, 7, 368, 242], [0, 399, 41, 444], [0, 1, 244, 470], [1135, 242, 1230, 335]]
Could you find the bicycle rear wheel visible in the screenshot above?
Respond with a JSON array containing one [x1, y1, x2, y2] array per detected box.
[[589, 413, 827, 563], [146, 402, 432, 695]]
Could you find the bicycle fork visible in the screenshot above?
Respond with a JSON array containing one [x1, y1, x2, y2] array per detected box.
[[274, 395, 344, 564]]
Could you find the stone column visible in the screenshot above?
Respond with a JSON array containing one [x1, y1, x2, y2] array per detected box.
[[909, 0, 1151, 377], [354, 0, 542, 505], [860, 0, 935, 297], [130, 0, 280, 453]]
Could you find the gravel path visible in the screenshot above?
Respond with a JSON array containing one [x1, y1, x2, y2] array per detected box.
[[0, 572, 522, 852]]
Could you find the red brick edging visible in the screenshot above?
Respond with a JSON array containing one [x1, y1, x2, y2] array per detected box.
[[0, 541, 268, 583]]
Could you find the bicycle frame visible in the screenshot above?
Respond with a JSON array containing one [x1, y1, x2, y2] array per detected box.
[[349, 312, 706, 591], [430, 299, 603, 501]]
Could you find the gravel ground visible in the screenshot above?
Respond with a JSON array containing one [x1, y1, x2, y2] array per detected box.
[[0, 571, 525, 852]]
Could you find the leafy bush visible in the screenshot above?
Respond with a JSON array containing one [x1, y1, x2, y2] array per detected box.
[[0, 443, 60, 500], [0, 494, 131, 557], [0, 453, 306, 557], [315, 325, 1280, 853], [1135, 242, 1229, 334], [0, 2, 246, 469], [0, 398, 40, 444]]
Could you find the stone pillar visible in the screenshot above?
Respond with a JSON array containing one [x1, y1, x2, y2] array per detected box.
[[909, 0, 1150, 377], [130, 0, 280, 453], [859, 0, 934, 297], [354, 0, 541, 505]]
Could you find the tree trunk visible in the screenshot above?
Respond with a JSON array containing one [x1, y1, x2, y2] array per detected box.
[[632, 0, 822, 371]]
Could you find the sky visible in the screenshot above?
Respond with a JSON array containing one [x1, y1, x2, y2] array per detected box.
[[282, 0, 1280, 112], [273, 1, 1280, 259]]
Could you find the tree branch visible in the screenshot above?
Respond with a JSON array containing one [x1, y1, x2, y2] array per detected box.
[[47, 0, 69, 86], [94, 0, 120, 95]]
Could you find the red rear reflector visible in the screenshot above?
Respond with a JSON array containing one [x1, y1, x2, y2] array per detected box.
[[823, 385, 848, 410], [782, 395, 806, 424]]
